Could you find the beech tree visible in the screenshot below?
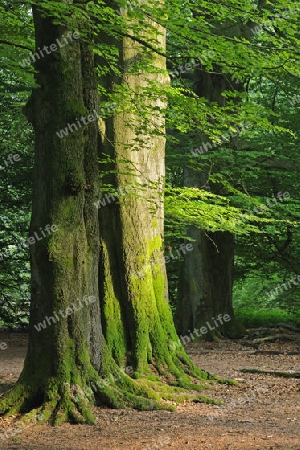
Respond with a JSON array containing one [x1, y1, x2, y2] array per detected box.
[[0, 2, 106, 423], [168, 2, 300, 338], [95, 0, 211, 387], [0, 0, 212, 424], [175, 56, 247, 340]]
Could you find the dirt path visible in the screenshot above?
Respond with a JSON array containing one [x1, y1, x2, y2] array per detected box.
[[0, 331, 299, 450]]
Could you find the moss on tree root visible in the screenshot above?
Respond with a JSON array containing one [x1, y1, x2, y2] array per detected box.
[[0, 343, 228, 425], [0, 377, 96, 425], [0, 240, 235, 426]]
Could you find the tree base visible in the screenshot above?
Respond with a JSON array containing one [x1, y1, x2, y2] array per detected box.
[[0, 334, 236, 425], [0, 348, 231, 425]]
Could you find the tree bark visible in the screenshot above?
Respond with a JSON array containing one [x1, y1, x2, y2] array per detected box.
[[97, 3, 212, 383], [0, 1, 215, 424], [175, 67, 245, 339], [0, 4, 107, 424], [0, 2, 154, 424]]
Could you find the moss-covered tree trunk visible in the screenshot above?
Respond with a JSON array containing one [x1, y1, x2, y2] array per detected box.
[[0, 1, 215, 425], [0, 3, 109, 424], [96, 4, 211, 383]]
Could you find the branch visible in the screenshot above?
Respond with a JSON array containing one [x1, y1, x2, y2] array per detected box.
[[115, 31, 168, 58], [267, 231, 299, 274], [0, 40, 32, 52]]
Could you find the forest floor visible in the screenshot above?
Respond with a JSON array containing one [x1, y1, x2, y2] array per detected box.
[[0, 326, 299, 450]]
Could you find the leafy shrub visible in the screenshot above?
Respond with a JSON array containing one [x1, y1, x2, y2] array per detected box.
[[0, 292, 30, 329]]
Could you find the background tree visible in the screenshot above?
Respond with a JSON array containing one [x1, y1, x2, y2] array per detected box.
[[175, 67, 245, 340], [164, 0, 300, 335]]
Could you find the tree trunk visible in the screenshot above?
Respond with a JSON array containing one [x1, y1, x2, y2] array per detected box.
[[175, 68, 245, 340], [0, 4, 107, 424], [0, 1, 214, 424], [97, 4, 212, 383]]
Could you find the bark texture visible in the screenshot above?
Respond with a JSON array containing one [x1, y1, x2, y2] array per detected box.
[[0, 3, 107, 424], [97, 3, 212, 385]]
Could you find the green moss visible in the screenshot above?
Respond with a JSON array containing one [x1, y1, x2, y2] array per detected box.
[[152, 218, 158, 229], [97, 216, 226, 415], [65, 169, 86, 195], [215, 377, 238, 385], [144, 375, 161, 381], [146, 235, 162, 258], [57, 198, 82, 226], [0, 331, 105, 424], [193, 395, 222, 405], [101, 288, 127, 365], [65, 97, 88, 119]]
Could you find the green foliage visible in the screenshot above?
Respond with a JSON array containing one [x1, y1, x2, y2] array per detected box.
[[1, 0, 300, 328], [0, 46, 33, 328], [0, 290, 30, 329], [164, 186, 287, 239], [233, 269, 300, 313], [235, 308, 300, 328]]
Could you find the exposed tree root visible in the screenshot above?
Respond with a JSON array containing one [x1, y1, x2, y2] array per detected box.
[[0, 375, 161, 428], [275, 323, 300, 332], [240, 368, 300, 378], [0, 335, 236, 427], [252, 335, 295, 344], [0, 348, 231, 427], [0, 379, 96, 425]]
